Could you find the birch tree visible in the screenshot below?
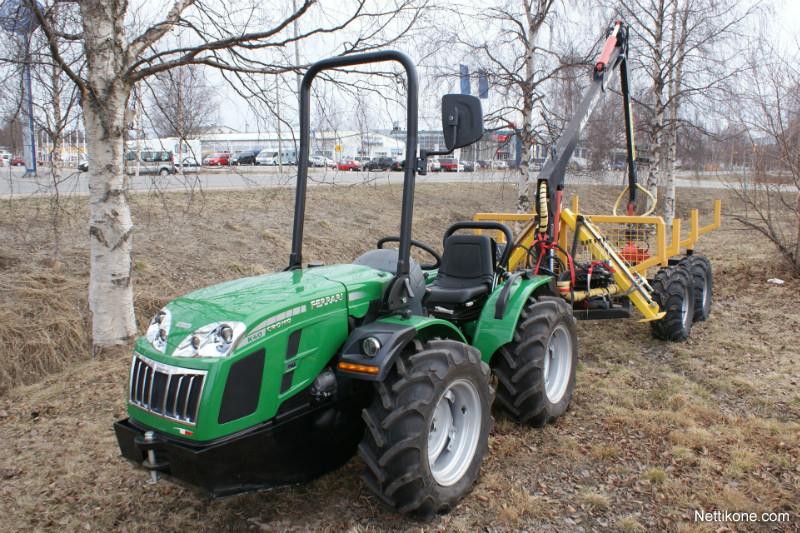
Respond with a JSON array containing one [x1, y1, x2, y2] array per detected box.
[[730, 41, 800, 274], [145, 65, 217, 140], [438, 0, 588, 213], [24, 0, 425, 350], [609, 0, 757, 223]]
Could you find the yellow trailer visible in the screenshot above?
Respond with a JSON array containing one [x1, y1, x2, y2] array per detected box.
[[473, 196, 721, 323]]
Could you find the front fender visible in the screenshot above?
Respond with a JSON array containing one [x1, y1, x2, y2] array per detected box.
[[471, 275, 553, 363], [336, 315, 466, 381]]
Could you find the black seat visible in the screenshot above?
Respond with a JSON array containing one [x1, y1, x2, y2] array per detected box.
[[425, 234, 496, 319]]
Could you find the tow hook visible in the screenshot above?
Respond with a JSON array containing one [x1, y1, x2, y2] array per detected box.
[[143, 431, 160, 484]]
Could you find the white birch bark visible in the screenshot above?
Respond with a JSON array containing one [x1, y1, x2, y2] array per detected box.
[[81, 0, 137, 348]]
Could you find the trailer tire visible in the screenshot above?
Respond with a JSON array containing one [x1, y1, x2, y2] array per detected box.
[[358, 339, 492, 519], [679, 254, 712, 322], [493, 296, 578, 427], [650, 266, 695, 341]]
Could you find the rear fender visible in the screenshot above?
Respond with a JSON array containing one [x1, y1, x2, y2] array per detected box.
[[471, 275, 554, 364], [336, 315, 466, 382]]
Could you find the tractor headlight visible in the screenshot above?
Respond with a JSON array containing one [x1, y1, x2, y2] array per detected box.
[[145, 309, 171, 353], [362, 336, 382, 358], [172, 322, 246, 358]]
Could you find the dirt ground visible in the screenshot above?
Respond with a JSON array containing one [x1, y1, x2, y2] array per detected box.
[[0, 182, 797, 532]]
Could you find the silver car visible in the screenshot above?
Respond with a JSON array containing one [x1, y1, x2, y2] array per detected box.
[[125, 150, 175, 176]]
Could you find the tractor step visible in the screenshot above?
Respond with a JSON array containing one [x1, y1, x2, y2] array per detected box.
[[573, 297, 632, 320]]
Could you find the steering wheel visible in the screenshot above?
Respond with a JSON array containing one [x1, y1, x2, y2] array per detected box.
[[377, 237, 441, 270]]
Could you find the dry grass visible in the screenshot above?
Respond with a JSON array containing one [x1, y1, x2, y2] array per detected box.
[[0, 182, 798, 531]]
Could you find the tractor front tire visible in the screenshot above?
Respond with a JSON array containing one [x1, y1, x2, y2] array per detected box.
[[493, 296, 578, 427], [679, 254, 712, 322], [650, 266, 695, 341], [358, 339, 492, 519]]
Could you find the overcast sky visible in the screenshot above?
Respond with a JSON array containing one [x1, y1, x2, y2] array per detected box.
[[211, 0, 800, 136], [152, 0, 799, 137]]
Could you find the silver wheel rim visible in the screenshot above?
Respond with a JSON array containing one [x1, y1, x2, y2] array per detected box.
[[700, 273, 709, 310], [427, 379, 482, 487], [543, 324, 572, 404], [681, 285, 690, 326]]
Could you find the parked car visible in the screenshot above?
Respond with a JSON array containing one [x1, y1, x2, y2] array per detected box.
[[0, 152, 10, 166], [337, 158, 362, 171], [390, 160, 405, 171], [257, 150, 297, 165], [256, 150, 277, 165], [439, 158, 465, 172], [309, 154, 335, 167], [354, 156, 372, 165], [125, 150, 175, 176], [365, 156, 395, 171], [428, 159, 441, 172], [231, 150, 257, 165], [203, 152, 231, 166], [175, 157, 200, 172], [10, 155, 25, 166], [476, 159, 490, 170], [609, 160, 626, 171], [491, 160, 508, 169], [462, 160, 476, 172], [77, 157, 89, 172]]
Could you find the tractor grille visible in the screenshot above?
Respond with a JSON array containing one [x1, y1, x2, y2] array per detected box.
[[129, 354, 207, 425]]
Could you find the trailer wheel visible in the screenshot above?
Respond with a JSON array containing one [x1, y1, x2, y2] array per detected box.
[[493, 296, 578, 427], [679, 255, 712, 322], [358, 339, 491, 519], [650, 266, 695, 341]]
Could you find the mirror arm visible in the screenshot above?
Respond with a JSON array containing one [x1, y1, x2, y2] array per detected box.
[[417, 122, 459, 173]]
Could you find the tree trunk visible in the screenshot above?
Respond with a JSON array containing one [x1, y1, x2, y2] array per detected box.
[[83, 88, 137, 348], [50, 63, 63, 168], [81, 0, 137, 349], [517, 95, 534, 214], [646, 103, 665, 203], [664, 0, 688, 228], [645, 0, 667, 211], [663, 0, 678, 227]]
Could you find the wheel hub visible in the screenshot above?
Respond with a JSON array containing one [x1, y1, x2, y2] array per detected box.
[[544, 324, 572, 404], [427, 379, 481, 486], [681, 285, 691, 327]]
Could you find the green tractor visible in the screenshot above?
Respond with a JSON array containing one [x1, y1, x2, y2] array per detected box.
[[114, 50, 578, 518]]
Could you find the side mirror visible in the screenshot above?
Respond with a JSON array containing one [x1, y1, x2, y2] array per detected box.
[[441, 94, 483, 151]]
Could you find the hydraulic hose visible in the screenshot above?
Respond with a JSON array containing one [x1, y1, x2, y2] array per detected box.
[[613, 183, 657, 216], [537, 181, 549, 233]]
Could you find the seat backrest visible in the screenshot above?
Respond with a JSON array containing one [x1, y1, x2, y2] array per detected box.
[[436, 234, 495, 288]]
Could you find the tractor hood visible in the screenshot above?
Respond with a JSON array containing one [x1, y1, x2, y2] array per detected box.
[[151, 269, 346, 356], [142, 264, 391, 358]]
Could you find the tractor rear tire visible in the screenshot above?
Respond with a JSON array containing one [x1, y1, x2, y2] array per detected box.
[[493, 296, 578, 427], [679, 254, 712, 322], [358, 339, 492, 519], [650, 266, 695, 341]]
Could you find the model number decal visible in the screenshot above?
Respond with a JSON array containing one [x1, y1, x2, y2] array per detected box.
[[241, 305, 307, 347], [310, 292, 344, 309]]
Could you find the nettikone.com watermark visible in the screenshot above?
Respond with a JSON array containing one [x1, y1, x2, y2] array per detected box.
[[694, 509, 792, 523]]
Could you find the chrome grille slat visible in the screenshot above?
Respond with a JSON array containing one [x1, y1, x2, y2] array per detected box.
[[127, 353, 206, 426], [172, 376, 184, 418], [130, 357, 141, 403], [162, 374, 172, 414], [147, 365, 155, 407], [134, 359, 144, 403], [184, 376, 195, 421]]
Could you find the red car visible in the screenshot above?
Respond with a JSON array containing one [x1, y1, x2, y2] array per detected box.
[[337, 159, 362, 171], [438, 157, 460, 171], [203, 152, 230, 166], [10, 156, 25, 166]]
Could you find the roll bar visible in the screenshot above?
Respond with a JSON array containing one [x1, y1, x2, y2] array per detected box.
[[287, 50, 419, 312]]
